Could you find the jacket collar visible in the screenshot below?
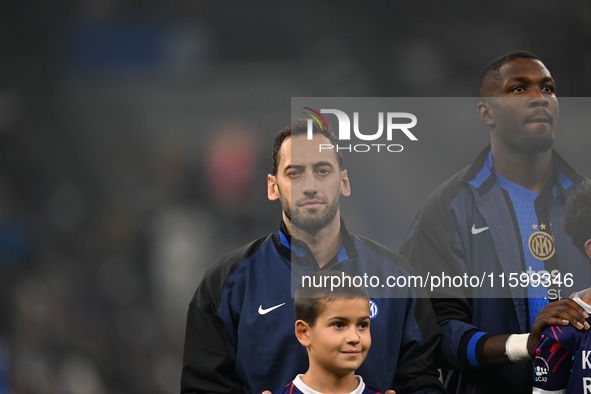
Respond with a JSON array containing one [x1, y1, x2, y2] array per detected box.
[[463, 145, 585, 196], [272, 218, 357, 267]]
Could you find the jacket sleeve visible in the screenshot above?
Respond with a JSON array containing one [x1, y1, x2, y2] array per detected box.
[[353, 237, 446, 393], [181, 303, 241, 394], [400, 193, 488, 372], [181, 259, 242, 394], [392, 295, 447, 394]]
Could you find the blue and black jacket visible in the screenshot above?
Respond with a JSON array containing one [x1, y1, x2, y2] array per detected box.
[[181, 220, 444, 394], [400, 146, 590, 394]]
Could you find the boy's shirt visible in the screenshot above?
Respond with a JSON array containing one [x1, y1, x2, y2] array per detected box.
[[275, 375, 381, 394], [533, 292, 591, 394]]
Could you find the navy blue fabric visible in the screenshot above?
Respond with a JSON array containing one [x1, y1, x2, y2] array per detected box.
[[496, 172, 548, 331], [400, 146, 590, 394], [218, 235, 429, 393], [182, 221, 444, 394]]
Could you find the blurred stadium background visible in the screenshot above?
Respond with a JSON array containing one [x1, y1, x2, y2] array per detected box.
[[0, 1, 590, 393]]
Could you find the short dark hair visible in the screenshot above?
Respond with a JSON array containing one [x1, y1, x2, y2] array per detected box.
[[271, 118, 343, 175], [479, 50, 543, 97], [294, 270, 369, 326], [563, 181, 591, 258]]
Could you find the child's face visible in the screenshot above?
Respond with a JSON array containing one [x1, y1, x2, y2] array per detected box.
[[305, 298, 371, 376]]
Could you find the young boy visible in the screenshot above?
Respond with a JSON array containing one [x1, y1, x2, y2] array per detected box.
[[533, 180, 591, 393], [275, 270, 384, 394]]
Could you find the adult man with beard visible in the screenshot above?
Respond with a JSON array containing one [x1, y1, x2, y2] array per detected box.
[[181, 119, 444, 394], [400, 50, 591, 393]]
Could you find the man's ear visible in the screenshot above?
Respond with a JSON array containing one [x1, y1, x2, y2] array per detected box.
[[585, 239, 591, 260], [268, 174, 279, 201], [477, 100, 495, 126], [340, 169, 351, 197], [295, 320, 311, 347]]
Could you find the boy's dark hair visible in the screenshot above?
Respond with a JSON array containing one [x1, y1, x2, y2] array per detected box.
[[563, 180, 591, 258], [294, 270, 369, 326], [480, 50, 543, 97], [271, 118, 343, 175]]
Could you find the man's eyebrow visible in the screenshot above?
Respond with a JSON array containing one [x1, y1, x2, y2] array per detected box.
[[312, 161, 335, 169], [507, 76, 555, 85], [540, 76, 556, 85], [286, 162, 335, 170], [506, 76, 531, 84], [285, 164, 305, 170]]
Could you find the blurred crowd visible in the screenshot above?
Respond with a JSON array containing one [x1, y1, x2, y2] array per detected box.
[[0, 115, 273, 393]]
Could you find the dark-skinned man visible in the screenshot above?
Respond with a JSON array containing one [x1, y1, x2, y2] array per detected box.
[[401, 50, 590, 393]]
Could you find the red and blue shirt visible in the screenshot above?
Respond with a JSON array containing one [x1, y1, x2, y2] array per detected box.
[[533, 293, 591, 393]]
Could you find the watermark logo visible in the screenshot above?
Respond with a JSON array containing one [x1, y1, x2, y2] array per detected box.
[[302, 107, 329, 131], [302, 107, 417, 153]]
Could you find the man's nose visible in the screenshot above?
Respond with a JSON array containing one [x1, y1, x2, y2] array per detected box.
[[302, 172, 318, 193], [529, 90, 549, 107]]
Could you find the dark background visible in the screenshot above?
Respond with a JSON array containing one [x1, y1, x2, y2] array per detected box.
[[0, 1, 590, 392]]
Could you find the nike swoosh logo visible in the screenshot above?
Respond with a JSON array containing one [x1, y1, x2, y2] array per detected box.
[[471, 225, 489, 235], [258, 303, 286, 315]]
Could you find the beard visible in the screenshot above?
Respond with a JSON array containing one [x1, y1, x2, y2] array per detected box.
[[518, 134, 555, 154], [278, 188, 340, 233]]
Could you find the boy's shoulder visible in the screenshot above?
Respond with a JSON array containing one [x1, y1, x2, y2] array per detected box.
[[535, 319, 591, 375], [538, 295, 591, 356], [539, 323, 586, 355], [275, 382, 300, 394], [534, 320, 591, 390]]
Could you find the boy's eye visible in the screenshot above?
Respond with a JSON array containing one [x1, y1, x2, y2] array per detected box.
[[358, 322, 369, 329], [332, 322, 344, 329]]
